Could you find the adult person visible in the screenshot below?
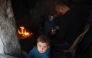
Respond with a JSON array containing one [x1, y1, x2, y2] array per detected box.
[[50, 0, 84, 50], [79, 9, 92, 57], [88, 9, 92, 58]]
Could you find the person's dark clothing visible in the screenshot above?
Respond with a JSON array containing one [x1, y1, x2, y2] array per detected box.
[[57, 9, 84, 44], [45, 19, 55, 35], [50, 38, 71, 50], [45, 16, 61, 36], [88, 10, 92, 58], [54, 16, 61, 26], [79, 30, 92, 53], [50, 9, 84, 49], [89, 42, 92, 58], [88, 9, 92, 28], [79, 9, 92, 53]]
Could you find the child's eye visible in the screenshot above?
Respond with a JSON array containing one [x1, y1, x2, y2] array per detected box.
[[44, 46, 47, 48], [39, 45, 41, 47]]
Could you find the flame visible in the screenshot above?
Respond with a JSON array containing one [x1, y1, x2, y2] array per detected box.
[[18, 26, 33, 39]]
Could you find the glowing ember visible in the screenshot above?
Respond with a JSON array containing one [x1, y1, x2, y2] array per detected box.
[[18, 26, 33, 39]]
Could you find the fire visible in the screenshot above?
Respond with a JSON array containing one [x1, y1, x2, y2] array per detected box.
[[18, 26, 33, 39]]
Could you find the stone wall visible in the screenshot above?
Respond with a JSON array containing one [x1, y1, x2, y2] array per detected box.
[[0, 0, 21, 57]]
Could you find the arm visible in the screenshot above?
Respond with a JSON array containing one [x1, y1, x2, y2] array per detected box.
[[57, 17, 70, 41]]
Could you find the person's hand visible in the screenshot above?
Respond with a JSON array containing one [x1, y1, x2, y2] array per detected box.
[[51, 30, 56, 35], [51, 28, 56, 35], [55, 26, 60, 30]]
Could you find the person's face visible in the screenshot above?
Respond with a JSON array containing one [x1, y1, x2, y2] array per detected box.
[[37, 41, 50, 53], [55, 6, 64, 15]]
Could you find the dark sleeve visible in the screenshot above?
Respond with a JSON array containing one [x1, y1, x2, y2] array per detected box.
[[26, 47, 36, 58], [88, 9, 92, 28], [57, 17, 70, 41], [54, 16, 61, 26]]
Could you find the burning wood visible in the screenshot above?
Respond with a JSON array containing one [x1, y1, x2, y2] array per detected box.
[[18, 26, 33, 39]]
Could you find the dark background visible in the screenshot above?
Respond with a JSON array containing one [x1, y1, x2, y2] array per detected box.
[[11, 0, 92, 29]]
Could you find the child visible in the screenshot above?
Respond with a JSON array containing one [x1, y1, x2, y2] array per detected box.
[[26, 35, 50, 58]]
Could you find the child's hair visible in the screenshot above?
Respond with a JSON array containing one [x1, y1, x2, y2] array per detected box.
[[37, 35, 50, 45]]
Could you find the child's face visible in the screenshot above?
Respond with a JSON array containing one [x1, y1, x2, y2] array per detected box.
[[37, 41, 50, 53]]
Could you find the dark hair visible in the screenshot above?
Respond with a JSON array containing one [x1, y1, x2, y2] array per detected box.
[[37, 35, 50, 45], [55, 0, 70, 7]]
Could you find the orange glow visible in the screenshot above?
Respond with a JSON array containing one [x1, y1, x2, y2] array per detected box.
[[18, 26, 33, 39]]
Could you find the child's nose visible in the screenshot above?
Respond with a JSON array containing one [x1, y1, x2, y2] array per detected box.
[[41, 48, 44, 50]]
